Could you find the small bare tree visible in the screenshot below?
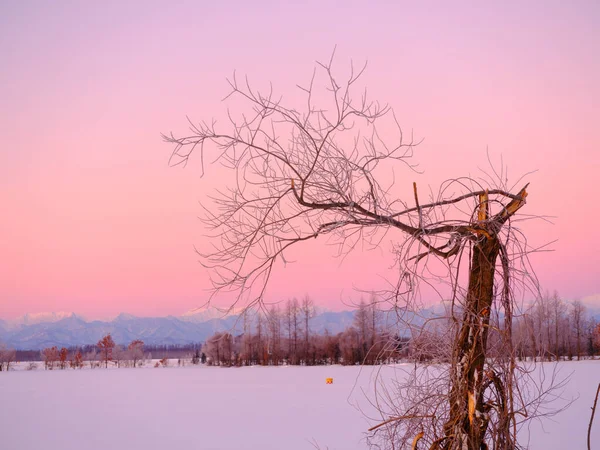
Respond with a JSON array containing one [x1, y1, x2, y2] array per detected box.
[[70, 350, 84, 369], [285, 298, 300, 365], [41, 346, 59, 370], [301, 295, 315, 364], [85, 349, 98, 369], [165, 53, 544, 449], [97, 334, 115, 368], [268, 305, 283, 365], [58, 347, 68, 370], [128, 340, 144, 368], [112, 345, 125, 368], [0, 342, 16, 372], [570, 300, 587, 360]]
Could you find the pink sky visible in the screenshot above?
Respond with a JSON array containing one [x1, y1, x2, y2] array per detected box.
[[1, 1, 598, 319]]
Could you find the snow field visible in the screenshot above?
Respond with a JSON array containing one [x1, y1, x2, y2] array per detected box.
[[0, 361, 598, 449]]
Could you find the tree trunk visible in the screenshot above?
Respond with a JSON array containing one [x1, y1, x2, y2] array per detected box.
[[528, 316, 537, 362], [443, 234, 501, 450], [577, 326, 581, 361]]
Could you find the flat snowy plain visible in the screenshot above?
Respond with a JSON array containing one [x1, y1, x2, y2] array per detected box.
[[1, 361, 598, 450]]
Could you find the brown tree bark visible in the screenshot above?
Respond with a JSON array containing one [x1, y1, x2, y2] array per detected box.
[[442, 188, 526, 450], [443, 234, 500, 449]]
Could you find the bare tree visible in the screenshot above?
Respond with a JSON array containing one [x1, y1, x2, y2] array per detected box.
[[354, 299, 370, 363], [97, 334, 115, 368], [70, 350, 84, 369], [128, 340, 144, 368], [165, 53, 541, 449], [205, 332, 234, 366], [547, 291, 567, 361], [338, 326, 360, 365], [41, 346, 59, 370], [285, 298, 300, 365], [267, 305, 283, 365], [301, 295, 315, 364], [85, 349, 98, 369], [255, 311, 267, 365], [205, 332, 222, 365], [112, 345, 125, 368], [513, 311, 534, 361], [58, 347, 68, 370], [368, 295, 383, 364], [534, 297, 553, 361], [241, 311, 253, 365], [0, 342, 16, 372], [570, 300, 587, 360]]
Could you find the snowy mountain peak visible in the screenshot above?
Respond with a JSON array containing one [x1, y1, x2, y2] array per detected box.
[[13, 311, 75, 326], [114, 313, 138, 321], [180, 305, 241, 322]]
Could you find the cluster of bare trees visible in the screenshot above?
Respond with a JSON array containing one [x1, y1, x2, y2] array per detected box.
[[41, 346, 84, 370], [204, 294, 600, 368], [40, 335, 147, 370], [513, 292, 599, 361], [204, 298, 405, 366]]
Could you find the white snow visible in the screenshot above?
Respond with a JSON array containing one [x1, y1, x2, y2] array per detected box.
[[0, 361, 598, 449]]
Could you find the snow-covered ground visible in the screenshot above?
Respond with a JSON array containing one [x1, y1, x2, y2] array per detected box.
[[0, 361, 598, 449]]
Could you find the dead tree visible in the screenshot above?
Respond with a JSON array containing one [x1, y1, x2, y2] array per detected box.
[[164, 53, 539, 449]]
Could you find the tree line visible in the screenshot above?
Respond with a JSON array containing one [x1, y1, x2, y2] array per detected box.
[[37, 336, 145, 370], [204, 295, 600, 367], [205, 297, 423, 366], [513, 292, 599, 361], [1, 292, 599, 372], [35, 338, 206, 370]]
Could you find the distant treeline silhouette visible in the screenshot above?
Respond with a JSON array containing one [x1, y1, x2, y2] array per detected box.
[[6, 293, 600, 369]]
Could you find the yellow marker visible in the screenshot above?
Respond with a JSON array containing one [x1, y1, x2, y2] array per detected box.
[[326, 378, 333, 384]]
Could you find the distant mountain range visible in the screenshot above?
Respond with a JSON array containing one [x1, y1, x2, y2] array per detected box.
[[2, 296, 598, 350], [0, 308, 357, 350]]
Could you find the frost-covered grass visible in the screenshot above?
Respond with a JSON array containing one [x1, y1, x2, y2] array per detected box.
[[0, 361, 598, 449]]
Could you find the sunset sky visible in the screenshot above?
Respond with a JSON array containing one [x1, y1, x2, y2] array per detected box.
[[1, 1, 598, 319]]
